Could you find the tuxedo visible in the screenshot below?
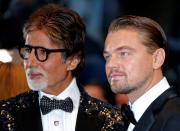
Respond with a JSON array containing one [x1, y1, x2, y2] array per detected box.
[[133, 87, 180, 131], [0, 89, 125, 131]]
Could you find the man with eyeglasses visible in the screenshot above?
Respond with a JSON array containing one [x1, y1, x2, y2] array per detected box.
[[0, 4, 126, 131]]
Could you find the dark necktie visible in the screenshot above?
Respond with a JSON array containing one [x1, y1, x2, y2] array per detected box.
[[121, 104, 137, 130], [40, 96, 73, 115]]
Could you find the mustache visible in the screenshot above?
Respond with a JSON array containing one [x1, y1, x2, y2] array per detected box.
[[109, 69, 126, 76], [26, 68, 46, 76], [108, 69, 126, 81]]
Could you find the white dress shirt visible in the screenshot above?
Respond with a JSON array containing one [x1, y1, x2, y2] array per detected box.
[[39, 78, 80, 131], [127, 77, 170, 131]]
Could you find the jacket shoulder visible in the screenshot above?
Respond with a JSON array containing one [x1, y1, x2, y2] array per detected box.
[[0, 90, 38, 130], [0, 90, 38, 110]]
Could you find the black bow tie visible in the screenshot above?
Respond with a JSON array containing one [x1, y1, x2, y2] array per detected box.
[[121, 104, 137, 128], [40, 96, 73, 115]]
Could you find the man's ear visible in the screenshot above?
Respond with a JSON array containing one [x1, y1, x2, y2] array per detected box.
[[152, 48, 165, 69], [66, 56, 80, 71]]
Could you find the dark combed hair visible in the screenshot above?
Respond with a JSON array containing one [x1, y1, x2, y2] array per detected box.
[[23, 4, 86, 76], [108, 15, 168, 73]]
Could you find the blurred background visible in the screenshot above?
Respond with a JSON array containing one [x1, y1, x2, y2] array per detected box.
[[0, 0, 180, 105]]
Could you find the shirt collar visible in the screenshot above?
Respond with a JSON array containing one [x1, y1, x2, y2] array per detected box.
[[131, 77, 170, 122]]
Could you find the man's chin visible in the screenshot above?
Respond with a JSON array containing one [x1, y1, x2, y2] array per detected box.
[[29, 86, 48, 91], [27, 81, 48, 91], [111, 85, 128, 94]]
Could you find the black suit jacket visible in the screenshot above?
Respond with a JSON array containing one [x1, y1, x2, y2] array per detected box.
[[133, 88, 180, 131], [0, 89, 125, 131]]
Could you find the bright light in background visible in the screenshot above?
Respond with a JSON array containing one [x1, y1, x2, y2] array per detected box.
[[0, 49, 12, 63]]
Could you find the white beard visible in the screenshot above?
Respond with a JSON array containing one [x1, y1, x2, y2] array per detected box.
[[25, 68, 48, 91]]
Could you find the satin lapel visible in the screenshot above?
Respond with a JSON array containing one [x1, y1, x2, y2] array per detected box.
[[133, 107, 155, 131], [133, 88, 177, 131], [15, 91, 43, 131]]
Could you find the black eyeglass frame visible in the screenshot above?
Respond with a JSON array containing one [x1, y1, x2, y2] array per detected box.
[[18, 45, 68, 62]]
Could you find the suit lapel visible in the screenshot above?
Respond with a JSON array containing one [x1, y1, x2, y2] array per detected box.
[[133, 107, 155, 131], [15, 91, 43, 131], [133, 88, 178, 131], [75, 87, 103, 131]]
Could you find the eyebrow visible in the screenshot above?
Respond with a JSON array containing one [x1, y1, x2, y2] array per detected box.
[[25, 44, 47, 49], [103, 46, 136, 54]]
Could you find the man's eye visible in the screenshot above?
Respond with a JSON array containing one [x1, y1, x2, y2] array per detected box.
[[120, 52, 129, 56], [25, 47, 31, 53], [39, 48, 46, 54], [104, 55, 110, 61]]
